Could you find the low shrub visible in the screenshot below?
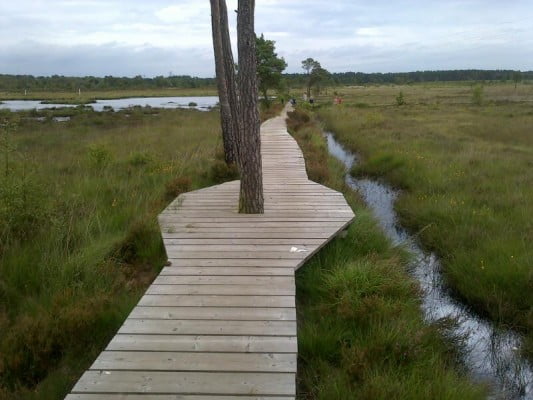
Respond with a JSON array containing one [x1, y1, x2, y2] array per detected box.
[[209, 160, 239, 184], [87, 144, 113, 169], [0, 176, 50, 246], [164, 176, 192, 201], [128, 151, 152, 167]]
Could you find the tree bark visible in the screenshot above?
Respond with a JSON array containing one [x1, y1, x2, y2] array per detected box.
[[218, 0, 242, 162], [209, 0, 237, 164], [237, 0, 264, 213]]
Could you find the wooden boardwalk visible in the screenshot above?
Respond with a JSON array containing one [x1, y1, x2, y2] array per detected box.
[[66, 106, 354, 399]]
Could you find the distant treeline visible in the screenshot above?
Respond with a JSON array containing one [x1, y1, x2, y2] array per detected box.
[[0, 74, 216, 91], [287, 69, 532, 86], [0, 69, 530, 92]]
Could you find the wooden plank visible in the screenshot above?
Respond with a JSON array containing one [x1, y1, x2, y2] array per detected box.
[[162, 238, 327, 245], [67, 395, 293, 400], [91, 351, 297, 373], [162, 222, 347, 228], [165, 259, 298, 267], [159, 266, 294, 276], [129, 306, 296, 321], [164, 251, 310, 260], [161, 216, 347, 222], [167, 249, 310, 260], [138, 295, 295, 308], [163, 244, 316, 252], [118, 319, 297, 336], [106, 334, 298, 353], [163, 228, 340, 240], [147, 284, 293, 296], [162, 228, 339, 234], [153, 275, 294, 286], [72, 371, 295, 395]]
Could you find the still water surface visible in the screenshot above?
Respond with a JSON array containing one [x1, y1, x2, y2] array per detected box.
[[0, 96, 219, 112], [325, 131, 532, 400]]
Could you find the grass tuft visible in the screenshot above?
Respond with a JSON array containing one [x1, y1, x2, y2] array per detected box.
[[0, 106, 221, 398], [287, 108, 486, 399], [316, 83, 533, 360]]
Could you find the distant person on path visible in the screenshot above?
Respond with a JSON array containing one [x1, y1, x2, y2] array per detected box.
[[290, 98, 296, 106]]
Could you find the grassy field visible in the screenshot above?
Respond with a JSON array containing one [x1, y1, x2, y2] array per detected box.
[[287, 109, 486, 399], [314, 82, 533, 357], [0, 87, 218, 104], [0, 105, 230, 399], [0, 94, 501, 399]]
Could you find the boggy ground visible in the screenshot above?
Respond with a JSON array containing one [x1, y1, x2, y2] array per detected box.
[[0, 105, 238, 399], [0, 101, 283, 399], [315, 82, 533, 359], [287, 109, 486, 399], [0, 87, 218, 104]]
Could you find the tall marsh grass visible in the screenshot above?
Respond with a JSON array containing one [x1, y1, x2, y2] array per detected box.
[[0, 106, 221, 398], [317, 95, 533, 359], [287, 109, 486, 399]]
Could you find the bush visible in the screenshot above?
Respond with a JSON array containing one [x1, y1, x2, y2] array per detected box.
[[286, 109, 311, 132], [0, 176, 50, 246], [209, 160, 239, 184], [87, 144, 113, 168], [113, 218, 159, 264], [128, 151, 152, 167], [396, 91, 406, 106], [472, 84, 484, 105], [164, 176, 192, 201], [0, 295, 119, 389]]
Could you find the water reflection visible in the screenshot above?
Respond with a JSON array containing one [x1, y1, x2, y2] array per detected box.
[[0, 96, 219, 112], [325, 131, 532, 399]]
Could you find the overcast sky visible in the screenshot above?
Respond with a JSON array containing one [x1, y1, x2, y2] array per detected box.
[[0, 0, 531, 77]]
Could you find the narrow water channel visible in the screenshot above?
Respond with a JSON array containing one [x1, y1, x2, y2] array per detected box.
[[325, 132, 532, 399]]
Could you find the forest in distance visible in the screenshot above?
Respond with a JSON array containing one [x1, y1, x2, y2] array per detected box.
[[0, 69, 531, 92]]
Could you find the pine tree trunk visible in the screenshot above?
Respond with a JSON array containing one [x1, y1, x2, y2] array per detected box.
[[218, 0, 242, 162], [209, 0, 237, 164], [237, 0, 264, 214]]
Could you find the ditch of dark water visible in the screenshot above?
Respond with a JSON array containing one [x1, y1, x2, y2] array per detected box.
[[325, 131, 532, 399]]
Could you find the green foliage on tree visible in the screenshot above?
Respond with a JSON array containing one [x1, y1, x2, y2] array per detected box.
[[396, 91, 406, 106], [513, 71, 522, 89], [256, 34, 287, 102], [471, 84, 484, 105], [301, 58, 330, 98]]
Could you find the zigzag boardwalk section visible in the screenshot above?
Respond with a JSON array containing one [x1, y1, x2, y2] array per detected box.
[[66, 107, 354, 399]]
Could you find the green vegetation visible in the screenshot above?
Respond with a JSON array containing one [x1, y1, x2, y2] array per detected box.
[[315, 83, 533, 358], [0, 74, 216, 93], [395, 90, 406, 106], [0, 106, 224, 399], [471, 84, 484, 105], [0, 87, 218, 104], [301, 58, 331, 98], [287, 109, 485, 399], [3, 70, 530, 97], [256, 34, 287, 101]]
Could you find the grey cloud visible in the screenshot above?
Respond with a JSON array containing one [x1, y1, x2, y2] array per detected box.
[[0, 42, 215, 77], [0, 0, 531, 76]]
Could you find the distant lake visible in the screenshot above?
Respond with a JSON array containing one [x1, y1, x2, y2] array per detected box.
[[0, 96, 219, 112]]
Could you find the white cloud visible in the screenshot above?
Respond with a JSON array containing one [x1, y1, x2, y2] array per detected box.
[[356, 27, 382, 37], [0, 0, 531, 76]]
